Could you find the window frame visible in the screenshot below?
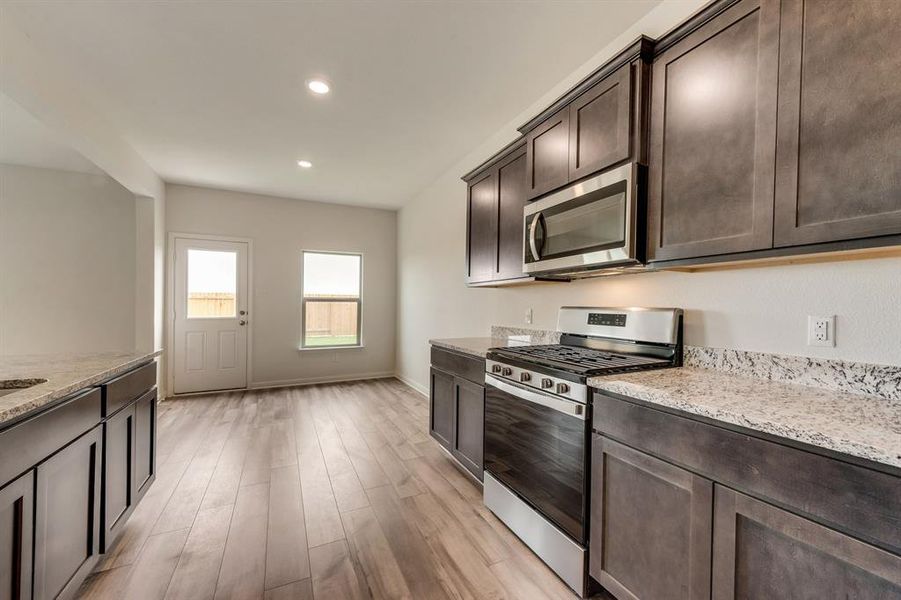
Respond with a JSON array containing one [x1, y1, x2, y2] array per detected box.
[[300, 250, 364, 350]]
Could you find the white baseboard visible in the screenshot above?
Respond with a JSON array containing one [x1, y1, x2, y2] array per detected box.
[[248, 370, 396, 390], [394, 373, 428, 397]]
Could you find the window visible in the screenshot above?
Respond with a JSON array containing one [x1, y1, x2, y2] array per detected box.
[[186, 249, 237, 318], [301, 251, 362, 348]]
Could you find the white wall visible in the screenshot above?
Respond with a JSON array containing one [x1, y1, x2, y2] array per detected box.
[[396, 0, 901, 390], [166, 184, 397, 387], [0, 164, 137, 356]]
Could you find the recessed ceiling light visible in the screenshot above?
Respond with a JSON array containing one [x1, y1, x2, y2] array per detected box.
[[306, 79, 330, 95], [297, 160, 313, 168]]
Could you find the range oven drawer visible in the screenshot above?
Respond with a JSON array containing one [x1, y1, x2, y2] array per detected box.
[[483, 375, 590, 544]]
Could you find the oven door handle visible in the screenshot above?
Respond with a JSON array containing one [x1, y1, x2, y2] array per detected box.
[[486, 374, 586, 420]]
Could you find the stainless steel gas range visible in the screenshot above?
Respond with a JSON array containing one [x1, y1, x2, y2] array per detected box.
[[482, 306, 683, 597]]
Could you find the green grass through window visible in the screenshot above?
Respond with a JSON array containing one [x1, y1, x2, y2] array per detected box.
[[304, 335, 359, 347]]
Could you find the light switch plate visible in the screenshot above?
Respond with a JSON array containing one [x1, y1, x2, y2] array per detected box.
[[807, 315, 835, 347]]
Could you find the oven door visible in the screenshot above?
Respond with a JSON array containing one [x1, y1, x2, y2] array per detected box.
[[523, 163, 636, 275], [484, 374, 589, 544]]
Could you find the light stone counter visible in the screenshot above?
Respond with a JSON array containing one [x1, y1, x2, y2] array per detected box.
[[589, 367, 901, 469], [0, 351, 162, 426], [428, 337, 520, 358]]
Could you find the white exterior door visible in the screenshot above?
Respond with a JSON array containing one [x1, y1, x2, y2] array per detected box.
[[173, 237, 248, 394]]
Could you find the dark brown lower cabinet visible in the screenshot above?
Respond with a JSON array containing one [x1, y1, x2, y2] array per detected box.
[[0, 471, 34, 600], [589, 435, 712, 600], [428, 347, 485, 481], [134, 389, 156, 497], [102, 404, 134, 552], [33, 426, 102, 600], [450, 378, 484, 479], [429, 367, 485, 481], [429, 368, 455, 451], [712, 485, 901, 599]]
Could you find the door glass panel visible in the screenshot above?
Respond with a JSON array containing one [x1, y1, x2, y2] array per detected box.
[[186, 249, 237, 318]]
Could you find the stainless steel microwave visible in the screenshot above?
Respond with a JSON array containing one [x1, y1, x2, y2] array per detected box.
[[523, 163, 644, 277]]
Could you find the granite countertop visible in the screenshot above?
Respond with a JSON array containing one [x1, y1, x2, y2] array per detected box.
[[589, 367, 901, 469], [429, 337, 511, 358], [0, 350, 162, 426]]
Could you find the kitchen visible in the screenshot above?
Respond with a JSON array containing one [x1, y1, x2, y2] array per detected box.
[[1, 0, 899, 599]]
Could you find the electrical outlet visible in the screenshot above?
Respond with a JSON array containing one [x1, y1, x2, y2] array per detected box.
[[525, 308, 533, 325], [807, 315, 835, 347]]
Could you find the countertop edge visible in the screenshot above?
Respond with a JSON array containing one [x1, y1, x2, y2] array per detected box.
[[0, 350, 162, 427], [590, 376, 900, 470]]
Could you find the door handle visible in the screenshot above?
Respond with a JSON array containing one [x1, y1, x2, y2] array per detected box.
[[529, 212, 543, 261], [239, 320, 247, 326]]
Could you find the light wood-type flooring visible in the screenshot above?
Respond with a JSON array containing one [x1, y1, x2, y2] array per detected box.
[[75, 378, 581, 600]]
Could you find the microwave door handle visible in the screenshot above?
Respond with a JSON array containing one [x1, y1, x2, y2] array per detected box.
[[529, 212, 542, 261]]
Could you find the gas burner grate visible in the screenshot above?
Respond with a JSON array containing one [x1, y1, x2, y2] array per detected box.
[[497, 344, 669, 373]]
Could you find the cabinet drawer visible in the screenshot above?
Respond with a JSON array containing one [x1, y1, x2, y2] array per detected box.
[[593, 392, 901, 553], [0, 387, 101, 487], [101, 361, 156, 417], [430, 347, 485, 385]]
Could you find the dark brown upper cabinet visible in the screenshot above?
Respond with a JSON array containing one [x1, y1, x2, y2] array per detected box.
[[568, 64, 632, 182], [523, 55, 647, 202], [648, 0, 780, 262], [525, 107, 570, 199], [773, 0, 901, 247], [465, 170, 498, 284], [463, 141, 530, 286]]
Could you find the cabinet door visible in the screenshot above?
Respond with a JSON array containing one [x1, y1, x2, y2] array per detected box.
[[33, 426, 102, 600], [773, 0, 901, 246], [526, 107, 570, 200], [590, 436, 712, 600], [569, 64, 632, 181], [429, 368, 455, 451], [648, 0, 780, 261], [134, 389, 156, 498], [712, 485, 901, 599], [451, 378, 484, 480], [0, 472, 33, 600], [102, 404, 135, 552], [495, 149, 527, 281], [466, 171, 498, 284]]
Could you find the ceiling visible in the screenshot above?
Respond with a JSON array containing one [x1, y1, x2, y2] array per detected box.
[[2, 1, 661, 209], [0, 93, 103, 175]]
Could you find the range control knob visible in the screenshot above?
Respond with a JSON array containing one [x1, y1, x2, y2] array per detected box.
[[556, 382, 570, 394], [492, 364, 502, 373], [541, 378, 554, 389], [520, 372, 532, 383], [501, 367, 513, 377]]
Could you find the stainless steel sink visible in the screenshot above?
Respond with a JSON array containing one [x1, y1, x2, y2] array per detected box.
[[0, 378, 47, 397]]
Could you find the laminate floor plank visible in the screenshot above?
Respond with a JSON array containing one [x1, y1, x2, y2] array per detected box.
[[309, 539, 368, 600], [265, 464, 311, 590], [120, 528, 190, 600], [163, 504, 234, 600], [214, 482, 269, 600], [263, 579, 314, 600], [76, 379, 589, 600]]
